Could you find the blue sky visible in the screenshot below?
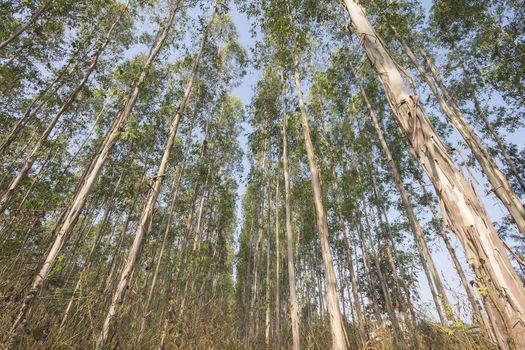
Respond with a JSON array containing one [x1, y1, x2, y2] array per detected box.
[[227, 0, 525, 323]]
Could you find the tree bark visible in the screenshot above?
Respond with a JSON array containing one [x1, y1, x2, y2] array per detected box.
[[413, 168, 497, 342], [95, 5, 211, 346], [291, 51, 347, 350], [6, 2, 183, 345], [355, 73, 455, 324], [342, 1, 525, 348], [392, 27, 525, 236], [136, 161, 185, 345], [280, 75, 301, 350], [0, 0, 54, 50], [360, 202, 406, 348], [58, 174, 123, 331], [274, 176, 280, 344]]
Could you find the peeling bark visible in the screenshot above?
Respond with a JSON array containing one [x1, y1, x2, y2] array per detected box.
[[342, 1, 525, 348]]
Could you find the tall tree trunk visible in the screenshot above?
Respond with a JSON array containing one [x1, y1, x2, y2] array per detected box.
[[0, 0, 54, 50], [356, 214, 383, 325], [360, 202, 406, 348], [264, 224, 271, 347], [136, 161, 185, 345], [416, 46, 525, 194], [280, 76, 301, 350], [413, 168, 497, 342], [330, 158, 366, 346], [58, 174, 123, 331], [192, 165, 211, 251], [290, 25, 347, 348], [95, 7, 211, 346], [5, 2, 183, 344], [249, 139, 268, 341], [392, 27, 525, 236], [354, 72, 455, 324], [0, 13, 123, 213], [342, 1, 525, 348], [274, 176, 281, 344]]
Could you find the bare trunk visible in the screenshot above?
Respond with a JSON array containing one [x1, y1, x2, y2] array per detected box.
[[0, 0, 54, 50], [355, 75, 455, 324], [274, 177, 280, 344], [280, 76, 301, 350], [59, 174, 122, 331], [95, 7, 211, 346], [264, 226, 271, 347], [343, 1, 525, 348], [6, 2, 183, 344], [413, 169, 497, 342], [136, 163, 185, 344], [361, 203, 406, 348], [329, 158, 366, 346], [393, 27, 525, 236], [249, 139, 268, 340], [292, 53, 347, 350], [0, 14, 123, 213], [357, 216, 382, 325]]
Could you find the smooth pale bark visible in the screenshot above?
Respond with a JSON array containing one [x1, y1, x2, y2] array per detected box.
[[342, 1, 525, 348], [192, 164, 211, 251], [0, 13, 123, 214], [136, 162, 185, 345], [0, 0, 54, 50], [274, 177, 280, 343], [264, 224, 271, 347], [103, 172, 146, 293], [280, 77, 300, 350], [393, 27, 525, 236], [249, 139, 268, 340], [95, 7, 211, 346], [414, 171, 496, 342], [58, 174, 123, 331], [354, 72, 454, 324], [291, 55, 347, 350], [6, 2, 183, 344], [361, 203, 406, 348], [320, 113, 365, 344], [357, 215, 383, 325], [364, 167, 421, 348], [264, 178, 273, 345]]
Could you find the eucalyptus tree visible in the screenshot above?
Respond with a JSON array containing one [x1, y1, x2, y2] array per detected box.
[[340, 0, 525, 348], [0, 1, 131, 214], [94, 2, 248, 346], [241, 0, 348, 346], [367, 0, 525, 236], [6, 0, 186, 343], [0, 0, 55, 50], [280, 73, 301, 350]]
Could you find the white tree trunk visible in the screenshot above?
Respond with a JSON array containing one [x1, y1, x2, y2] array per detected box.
[[95, 6, 212, 347], [342, 1, 525, 348], [281, 75, 301, 350]]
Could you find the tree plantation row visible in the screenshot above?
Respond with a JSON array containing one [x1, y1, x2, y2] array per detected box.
[[0, 0, 523, 349]]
